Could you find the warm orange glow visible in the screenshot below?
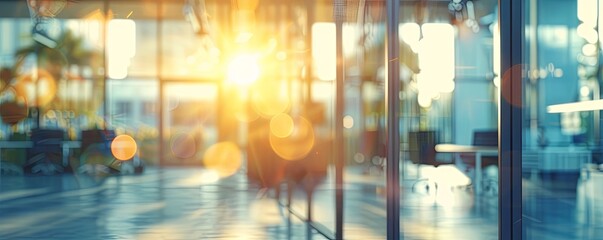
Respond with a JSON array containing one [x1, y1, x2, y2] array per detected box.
[[270, 113, 294, 138], [111, 134, 138, 161], [235, 0, 259, 10], [269, 116, 315, 161], [202, 142, 242, 178], [170, 133, 197, 159], [233, 92, 259, 122], [84, 9, 107, 21], [14, 69, 57, 107], [227, 54, 260, 86], [235, 106, 260, 122], [250, 83, 290, 117]]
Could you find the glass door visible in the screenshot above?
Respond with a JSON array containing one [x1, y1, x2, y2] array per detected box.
[[325, 0, 501, 238], [522, 0, 602, 239], [397, 0, 499, 238]]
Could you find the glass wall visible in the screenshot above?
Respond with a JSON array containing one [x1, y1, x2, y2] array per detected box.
[[397, 0, 499, 239], [107, 79, 159, 165], [522, 0, 603, 239], [0, 0, 160, 172], [319, 0, 501, 238], [0, 0, 108, 175], [0, 0, 543, 239], [106, 1, 159, 168], [338, 1, 388, 238]]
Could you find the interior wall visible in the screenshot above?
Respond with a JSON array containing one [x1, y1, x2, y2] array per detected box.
[[536, 0, 580, 146]]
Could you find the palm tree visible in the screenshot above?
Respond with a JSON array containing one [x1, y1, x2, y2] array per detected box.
[[4, 30, 103, 128]]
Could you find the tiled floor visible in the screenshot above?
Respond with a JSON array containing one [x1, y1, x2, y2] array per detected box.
[[2, 165, 601, 239]]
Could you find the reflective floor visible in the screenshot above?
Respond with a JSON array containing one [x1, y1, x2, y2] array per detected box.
[[523, 171, 603, 240], [2, 165, 601, 239], [338, 166, 498, 240], [0, 168, 327, 240]]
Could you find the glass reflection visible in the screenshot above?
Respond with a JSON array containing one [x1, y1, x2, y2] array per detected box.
[[398, 0, 499, 239], [523, 0, 603, 239], [0, 0, 513, 239]]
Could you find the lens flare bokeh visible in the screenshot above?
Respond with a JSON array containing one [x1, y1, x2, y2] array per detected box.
[[14, 69, 57, 107], [235, 105, 260, 122], [250, 83, 290, 117], [269, 116, 315, 161], [202, 142, 242, 178], [111, 134, 138, 161], [170, 132, 197, 159], [269, 113, 294, 138]]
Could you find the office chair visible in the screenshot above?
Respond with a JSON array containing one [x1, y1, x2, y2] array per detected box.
[[23, 129, 64, 175]]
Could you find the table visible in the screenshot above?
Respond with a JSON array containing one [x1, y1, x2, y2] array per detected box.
[[435, 144, 498, 195], [61, 141, 81, 166], [0, 140, 81, 172]]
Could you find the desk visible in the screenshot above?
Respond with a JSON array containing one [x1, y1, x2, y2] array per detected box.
[[435, 144, 498, 195], [61, 141, 81, 166]]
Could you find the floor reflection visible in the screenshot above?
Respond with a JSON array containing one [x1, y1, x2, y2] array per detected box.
[[0, 168, 326, 240], [9, 165, 588, 239], [523, 170, 603, 240], [345, 166, 497, 240]]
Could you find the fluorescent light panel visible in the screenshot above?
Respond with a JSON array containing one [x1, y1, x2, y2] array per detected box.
[[547, 99, 603, 113]]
